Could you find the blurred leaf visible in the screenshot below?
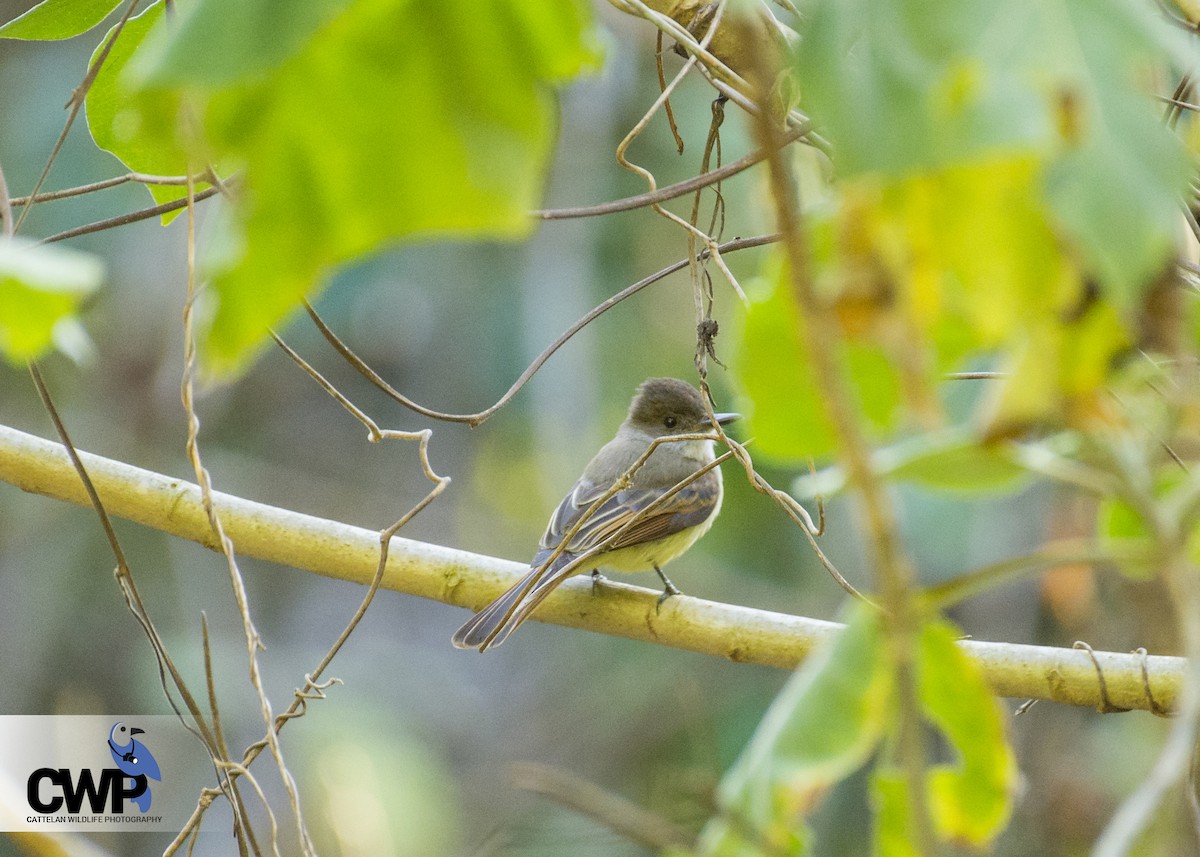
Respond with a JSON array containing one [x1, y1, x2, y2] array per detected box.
[[1187, 521, 1200, 570], [0, 0, 121, 40], [795, 0, 1189, 307], [1097, 496, 1154, 581], [735, 260, 902, 463], [794, 0, 1046, 177], [888, 434, 1025, 492], [696, 604, 891, 856], [0, 238, 103, 363], [1098, 496, 1148, 542], [84, 1, 206, 222], [981, 300, 1130, 437], [792, 429, 1029, 497], [1036, 1, 1192, 301], [977, 322, 1063, 437], [1099, 472, 1187, 579], [875, 158, 1073, 344], [120, 0, 600, 376], [790, 0, 1184, 441], [918, 619, 1016, 847], [872, 771, 920, 857], [130, 0, 352, 86]]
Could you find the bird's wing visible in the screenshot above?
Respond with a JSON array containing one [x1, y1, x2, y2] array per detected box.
[[453, 466, 721, 652], [540, 469, 721, 557]]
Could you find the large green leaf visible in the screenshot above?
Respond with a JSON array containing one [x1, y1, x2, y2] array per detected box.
[[696, 604, 891, 856], [116, 0, 601, 376], [0, 238, 103, 363], [0, 0, 121, 40]]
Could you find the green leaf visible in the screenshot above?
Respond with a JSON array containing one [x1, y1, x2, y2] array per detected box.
[[918, 619, 1017, 847], [874, 158, 1073, 345], [792, 428, 1029, 497], [981, 298, 1130, 437], [84, 1, 205, 222], [735, 258, 902, 463], [130, 0, 354, 87], [872, 771, 921, 857], [121, 0, 601, 376], [1098, 495, 1149, 539], [696, 604, 891, 856], [794, 0, 1047, 177], [0, 0, 121, 40], [1036, 0, 1193, 301], [795, 0, 1190, 304], [0, 238, 103, 363]]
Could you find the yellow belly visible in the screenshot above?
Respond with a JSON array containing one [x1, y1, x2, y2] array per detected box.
[[592, 484, 722, 573]]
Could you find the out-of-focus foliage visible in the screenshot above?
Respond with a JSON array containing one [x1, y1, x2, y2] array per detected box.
[[737, 0, 1192, 462], [697, 605, 1016, 855], [697, 604, 891, 856], [0, 237, 102, 363], [8, 0, 606, 374]]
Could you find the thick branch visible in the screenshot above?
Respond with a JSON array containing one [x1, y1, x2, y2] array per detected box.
[[0, 422, 1183, 711]]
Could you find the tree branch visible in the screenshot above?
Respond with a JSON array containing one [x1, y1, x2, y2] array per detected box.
[[0, 422, 1183, 712]]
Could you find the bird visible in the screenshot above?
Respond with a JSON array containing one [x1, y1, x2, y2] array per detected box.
[[453, 377, 737, 651]]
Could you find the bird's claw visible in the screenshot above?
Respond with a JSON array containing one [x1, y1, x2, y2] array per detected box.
[[655, 575, 682, 614], [590, 569, 608, 596]]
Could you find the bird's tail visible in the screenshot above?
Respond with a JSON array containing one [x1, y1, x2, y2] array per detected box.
[[452, 551, 584, 651]]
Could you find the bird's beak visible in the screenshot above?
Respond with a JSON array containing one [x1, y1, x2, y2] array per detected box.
[[708, 412, 740, 427], [129, 727, 145, 736]]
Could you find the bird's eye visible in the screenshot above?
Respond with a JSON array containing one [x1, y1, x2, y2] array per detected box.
[[664, 415, 678, 429]]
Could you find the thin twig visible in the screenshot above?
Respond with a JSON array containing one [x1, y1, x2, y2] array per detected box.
[[614, 0, 749, 306], [42, 185, 222, 243], [305, 232, 779, 427], [178, 176, 311, 857], [27, 363, 248, 847], [10, 171, 212, 206], [533, 126, 807, 221], [656, 29, 686, 155]]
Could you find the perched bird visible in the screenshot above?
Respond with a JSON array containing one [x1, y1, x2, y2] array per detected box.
[[453, 377, 737, 651]]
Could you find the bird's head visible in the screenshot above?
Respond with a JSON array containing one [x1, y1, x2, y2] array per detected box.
[[627, 377, 738, 438]]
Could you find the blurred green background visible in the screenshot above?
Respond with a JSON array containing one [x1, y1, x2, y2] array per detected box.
[[0, 1, 1189, 855]]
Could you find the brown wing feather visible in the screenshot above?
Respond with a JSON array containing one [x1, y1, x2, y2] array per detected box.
[[567, 469, 721, 554]]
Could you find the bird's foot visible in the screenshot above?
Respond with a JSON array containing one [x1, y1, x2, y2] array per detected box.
[[591, 569, 608, 596], [654, 565, 682, 613]]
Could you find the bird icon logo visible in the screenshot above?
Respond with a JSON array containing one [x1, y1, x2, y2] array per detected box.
[[107, 722, 161, 813]]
